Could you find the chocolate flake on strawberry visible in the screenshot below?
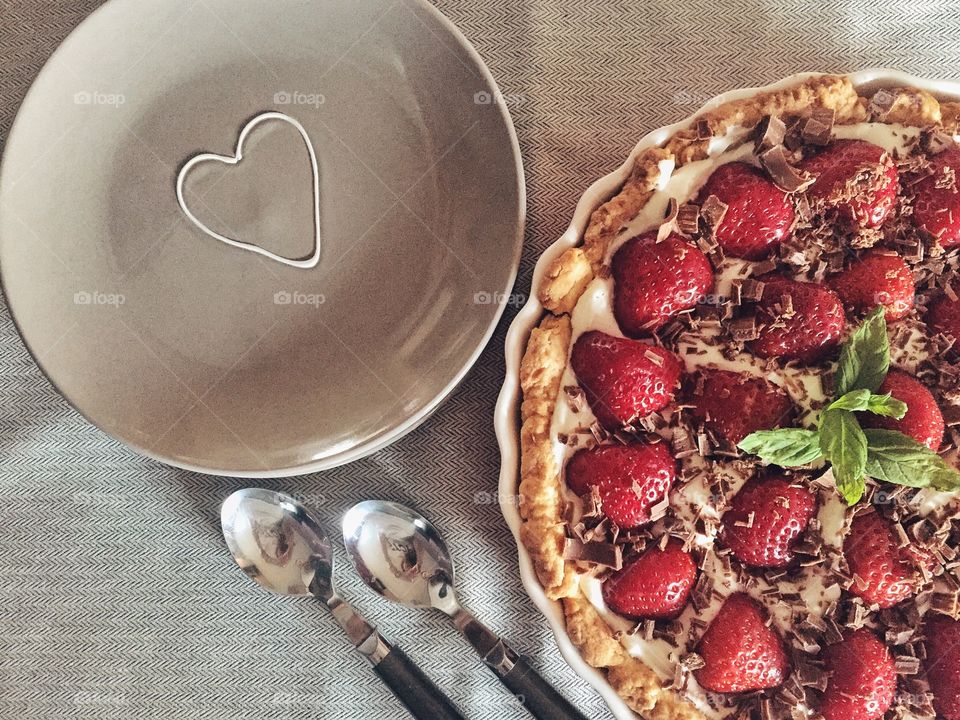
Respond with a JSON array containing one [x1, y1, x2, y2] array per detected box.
[[570, 330, 682, 430], [829, 248, 916, 321], [720, 474, 818, 569], [750, 275, 846, 363], [686, 369, 796, 447], [843, 510, 935, 608], [612, 231, 715, 336], [799, 139, 899, 228], [697, 162, 795, 260], [914, 145, 960, 249], [566, 441, 677, 529]]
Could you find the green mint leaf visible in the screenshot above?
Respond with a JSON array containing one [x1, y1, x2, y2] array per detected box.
[[828, 389, 872, 412], [834, 307, 889, 396], [827, 390, 907, 419], [818, 409, 868, 505], [738, 429, 824, 466], [863, 393, 907, 420], [862, 428, 960, 491]]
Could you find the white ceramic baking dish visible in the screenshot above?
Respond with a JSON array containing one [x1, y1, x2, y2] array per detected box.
[[494, 69, 960, 719]]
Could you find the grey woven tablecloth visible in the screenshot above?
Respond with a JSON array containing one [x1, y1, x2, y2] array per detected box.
[[4, 2, 960, 719]]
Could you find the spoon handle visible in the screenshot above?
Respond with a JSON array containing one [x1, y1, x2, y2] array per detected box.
[[499, 654, 590, 720], [368, 637, 467, 720], [327, 597, 465, 720], [454, 610, 589, 720]]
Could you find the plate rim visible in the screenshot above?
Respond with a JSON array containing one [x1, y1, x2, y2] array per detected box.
[[494, 68, 960, 718], [0, 0, 526, 478]]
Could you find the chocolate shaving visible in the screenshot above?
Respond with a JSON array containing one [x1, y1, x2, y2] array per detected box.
[[894, 655, 921, 675], [800, 107, 835, 145], [759, 145, 817, 193], [657, 197, 679, 242], [700, 194, 729, 232], [740, 278, 766, 302], [562, 537, 622, 569], [754, 114, 787, 153], [751, 259, 778, 276], [729, 316, 760, 342], [644, 349, 665, 367], [931, 589, 960, 617], [676, 203, 702, 235]]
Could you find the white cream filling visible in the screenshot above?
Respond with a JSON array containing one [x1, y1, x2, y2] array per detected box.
[[549, 121, 956, 718]]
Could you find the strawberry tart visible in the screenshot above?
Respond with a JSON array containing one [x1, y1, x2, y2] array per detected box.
[[516, 74, 960, 719]]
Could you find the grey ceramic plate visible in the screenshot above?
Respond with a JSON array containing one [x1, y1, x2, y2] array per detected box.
[[0, 0, 524, 476]]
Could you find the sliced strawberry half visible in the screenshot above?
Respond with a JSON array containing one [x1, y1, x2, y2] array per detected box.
[[819, 629, 896, 720], [612, 231, 714, 337], [913, 145, 960, 248], [565, 441, 676, 529], [570, 330, 682, 430], [924, 613, 960, 720], [750, 275, 846, 364], [601, 538, 696, 620], [694, 593, 789, 693], [843, 511, 935, 608], [799, 139, 899, 228], [720, 474, 818, 569], [828, 249, 915, 321], [686, 369, 795, 445], [859, 370, 944, 451], [696, 161, 795, 260], [927, 292, 960, 342]]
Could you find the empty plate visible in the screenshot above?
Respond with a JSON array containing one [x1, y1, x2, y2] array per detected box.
[[0, 0, 524, 476]]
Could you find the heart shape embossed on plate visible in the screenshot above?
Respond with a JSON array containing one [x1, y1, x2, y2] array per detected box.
[[175, 111, 322, 269]]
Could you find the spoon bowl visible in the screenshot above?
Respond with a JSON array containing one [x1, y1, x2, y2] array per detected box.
[[342, 500, 457, 613], [221, 487, 333, 598]]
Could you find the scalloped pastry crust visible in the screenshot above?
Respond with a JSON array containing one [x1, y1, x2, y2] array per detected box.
[[517, 73, 958, 719]]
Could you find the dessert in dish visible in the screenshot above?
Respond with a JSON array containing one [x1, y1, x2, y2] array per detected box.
[[517, 74, 960, 719]]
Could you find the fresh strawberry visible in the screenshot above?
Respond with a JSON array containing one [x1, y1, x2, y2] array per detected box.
[[927, 292, 960, 342], [750, 276, 846, 363], [924, 613, 960, 720], [566, 442, 676, 529], [799, 139, 899, 228], [913, 145, 960, 248], [694, 593, 789, 693], [601, 539, 696, 620], [570, 331, 682, 430], [828, 249, 915, 321], [819, 629, 896, 720], [859, 370, 944, 451], [843, 511, 934, 608], [686, 369, 795, 445], [696, 161, 795, 259], [720, 475, 817, 568], [612, 232, 714, 336]]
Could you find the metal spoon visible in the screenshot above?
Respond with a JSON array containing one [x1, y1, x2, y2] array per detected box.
[[342, 500, 590, 720], [221, 489, 465, 720]]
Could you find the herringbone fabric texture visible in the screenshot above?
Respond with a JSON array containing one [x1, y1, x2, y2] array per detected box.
[[3, 1, 960, 718]]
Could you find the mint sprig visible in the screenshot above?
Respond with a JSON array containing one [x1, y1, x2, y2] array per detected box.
[[738, 429, 823, 466], [828, 389, 907, 418], [863, 429, 960, 491], [818, 409, 868, 504], [834, 307, 889, 395], [737, 306, 960, 504]]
